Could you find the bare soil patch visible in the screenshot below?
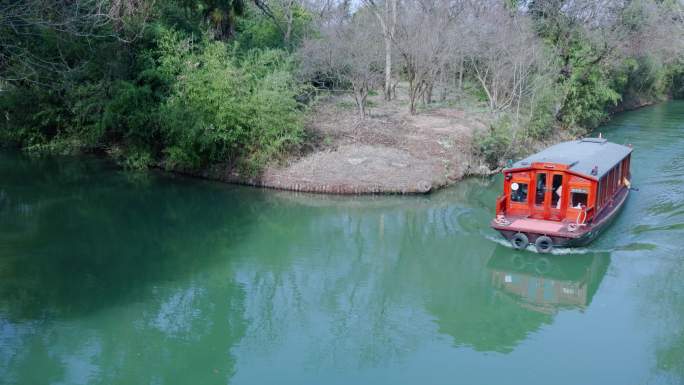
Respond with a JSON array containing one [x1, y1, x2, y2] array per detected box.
[[250, 86, 494, 194], [190, 86, 496, 194]]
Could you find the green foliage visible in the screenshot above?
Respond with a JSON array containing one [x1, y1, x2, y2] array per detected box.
[[102, 80, 161, 146], [525, 77, 561, 140], [667, 64, 684, 99], [177, 0, 247, 39], [2, 0, 683, 177], [612, 56, 668, 104], [236, 8, 286, 49], [159, 34, 305, 172], [558, 39, 621, 129], [474, 117, 515, 169], [119, 147, 155, 170], [0, 1, 306, 175], [236, 3, 314, 50], [0, 87, 64, 147]]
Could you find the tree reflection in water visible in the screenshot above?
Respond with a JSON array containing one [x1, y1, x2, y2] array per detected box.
[[647, 256, 684, 383], [0, 151, 253, 385]]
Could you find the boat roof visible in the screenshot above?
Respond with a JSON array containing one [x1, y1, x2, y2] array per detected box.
[[507, 138, 632, 179]]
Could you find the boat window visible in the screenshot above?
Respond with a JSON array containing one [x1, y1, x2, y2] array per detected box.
[[510, 183, 528, 203], [571, 192, 588, 208], [551, 174, 563, 209], [535, 173, 546, 206]]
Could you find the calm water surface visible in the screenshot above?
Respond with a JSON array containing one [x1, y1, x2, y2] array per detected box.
[[1, 102, 684, 385]]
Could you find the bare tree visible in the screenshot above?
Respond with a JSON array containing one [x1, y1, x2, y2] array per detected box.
[[463, 3, 549, 113], [363, 0, 397, 101], [393, 1, 456, 114], [615, 0, 684, 65], [299, 10, 383, 116]]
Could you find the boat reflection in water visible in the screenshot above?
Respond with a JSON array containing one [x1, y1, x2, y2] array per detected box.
[[487, 249, 610, 315]]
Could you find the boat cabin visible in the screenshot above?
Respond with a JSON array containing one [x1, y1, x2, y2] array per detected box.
[[492, 138, 632, 252]]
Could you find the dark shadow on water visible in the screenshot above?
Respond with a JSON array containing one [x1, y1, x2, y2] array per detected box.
[[0, 152, 258, 385], [0, 151, 263, 321]]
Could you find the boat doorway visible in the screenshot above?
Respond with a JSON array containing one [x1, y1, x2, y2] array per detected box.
[[531, 171, 565, 220]]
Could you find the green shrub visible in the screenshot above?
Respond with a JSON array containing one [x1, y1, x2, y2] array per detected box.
[[101, 80, 162, 147], [117, 147, 155, 170], [611, 56, 668, 104], [159, 34, 305, 173], [667, 64, 684, 99], [236, 3, 314, 50], [526, 80, 560, 140], [0, 86, 66, 147], [474, 117, 515, 169]]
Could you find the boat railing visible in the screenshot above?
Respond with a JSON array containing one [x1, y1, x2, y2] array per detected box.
[[584, 206, 594, 223], [496, 195, 507, 214]]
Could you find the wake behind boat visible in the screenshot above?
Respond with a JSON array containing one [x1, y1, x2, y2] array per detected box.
[[491, 137, 632, 253]]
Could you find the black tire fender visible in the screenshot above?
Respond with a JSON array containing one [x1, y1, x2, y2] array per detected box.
[[535, 236, 554, 254], [510, 233, 529, 250]]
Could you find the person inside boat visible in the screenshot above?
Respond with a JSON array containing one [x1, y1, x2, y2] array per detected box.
[[511, 182, 528, 202], [571, 191, 588, 209]]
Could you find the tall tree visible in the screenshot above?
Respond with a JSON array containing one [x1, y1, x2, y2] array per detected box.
[[180, 0, 246, 39], [364, 0, 397, 101]]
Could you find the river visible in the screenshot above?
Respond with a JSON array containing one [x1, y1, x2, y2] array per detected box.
[[0, 101, 683, 385]]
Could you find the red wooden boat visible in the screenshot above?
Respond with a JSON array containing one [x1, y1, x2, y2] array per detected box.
[[491, 137, 632, 253]]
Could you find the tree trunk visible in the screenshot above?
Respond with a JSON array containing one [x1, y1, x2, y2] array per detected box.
[[408, 71, 418, 114], [458, 57, 464, 92], [284, 0, 294, 44], [368, 0, 395, 101], [409, 87, 418, 114], [477, 76, 495, 110], [354, 85, 368, 117], [356, 95, 366, 116], [384, 33, 392, 101], [410, 96, 417, 114]]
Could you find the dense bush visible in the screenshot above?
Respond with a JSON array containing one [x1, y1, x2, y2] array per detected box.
[[473, 117, 516, 169], [0, 2, 306, 173], [668, 64, 684, 99], [159, 32, 305, 172], [557, 39, 621, 129]]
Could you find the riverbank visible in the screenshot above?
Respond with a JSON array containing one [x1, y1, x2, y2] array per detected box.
[[175, 85, 499, 194], [36, 85, 661, 196], [177, 84, 574, 195]]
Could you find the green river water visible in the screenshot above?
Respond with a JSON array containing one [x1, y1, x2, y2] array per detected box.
[[1, 102, 684, 385]]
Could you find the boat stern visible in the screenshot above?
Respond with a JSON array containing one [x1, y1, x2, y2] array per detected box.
[[491, 216, 586, 253]]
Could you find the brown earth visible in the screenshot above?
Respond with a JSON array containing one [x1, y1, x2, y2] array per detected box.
[[250, 90, 495, 194]]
